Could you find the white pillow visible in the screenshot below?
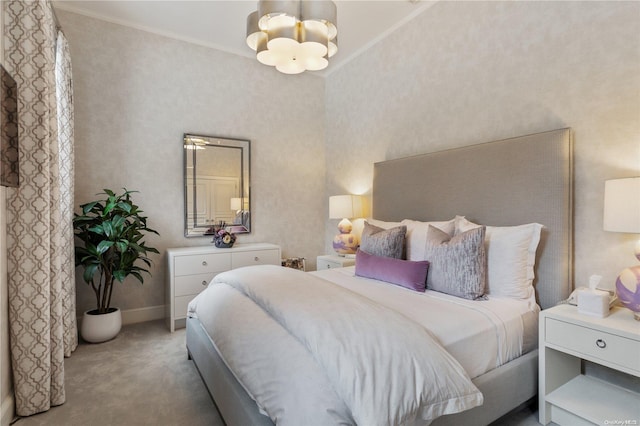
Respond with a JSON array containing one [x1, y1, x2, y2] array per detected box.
[[455, 216, 543, 301], [365, 218, 402, 229], [401, 218, 455, 261]]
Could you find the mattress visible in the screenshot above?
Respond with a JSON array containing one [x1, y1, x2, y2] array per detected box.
[[311, 266, 539, 379]]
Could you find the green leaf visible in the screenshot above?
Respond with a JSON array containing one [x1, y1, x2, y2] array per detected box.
[[83, 264, 98, 282], [113, 270, 127, 282], [96, 241, 114, 254], [88, 225, 104, 235], [130, 271, 144, 284], [81, 201, 99, 214], [117, 201, 132, 213], [102, 221, 113, 237]]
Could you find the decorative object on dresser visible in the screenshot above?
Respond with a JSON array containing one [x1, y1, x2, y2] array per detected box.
[[316, 254, 355, 270], [184, 134, 250, 236], [166, 243, 281, 332], [209, 221, 236, 248], [329, 194, 363, 255], [539, 304, 640, 425], [281, 257, 306, 271], [73, 189, 159, 343], [603, 177, 640, 320]]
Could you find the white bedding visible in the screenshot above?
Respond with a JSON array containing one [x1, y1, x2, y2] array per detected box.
[[313, 266, 540, 379], [188, 265, 538, 425]]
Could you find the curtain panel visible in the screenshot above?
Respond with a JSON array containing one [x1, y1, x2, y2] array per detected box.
[[3, 0, 77, 416]]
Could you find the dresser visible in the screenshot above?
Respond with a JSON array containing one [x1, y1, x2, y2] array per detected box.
[[539, 304, 640, 425], [166, 243, 281, 332]]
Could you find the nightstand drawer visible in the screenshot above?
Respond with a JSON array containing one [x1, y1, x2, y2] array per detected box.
[[317, 255, 356, 270], [175, 273, 216, 297], [174, 253, 231, 276], [546, 317, 640, 373], [232, 249, 280, 268]]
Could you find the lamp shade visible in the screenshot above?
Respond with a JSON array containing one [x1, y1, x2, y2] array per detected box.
[[230, 197, 242, 211], [603, 177, 640, 233], [329, 195, 363, 219]]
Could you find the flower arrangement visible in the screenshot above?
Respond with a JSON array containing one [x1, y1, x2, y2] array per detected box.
[[211, 221, 236, 248]]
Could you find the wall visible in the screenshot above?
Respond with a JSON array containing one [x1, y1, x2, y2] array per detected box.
[[325, 1, 640, 292], [57, 10, 327, 318]]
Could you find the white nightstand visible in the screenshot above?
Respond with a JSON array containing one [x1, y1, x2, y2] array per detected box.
[[539, 304, 640, 425], [316, 254, 355, 270]]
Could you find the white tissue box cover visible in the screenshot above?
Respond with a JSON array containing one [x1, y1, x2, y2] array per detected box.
[[577, 289, 610, 318]]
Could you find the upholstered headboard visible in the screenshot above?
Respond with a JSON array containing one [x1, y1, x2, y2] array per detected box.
[[372, 128, 573, 309]]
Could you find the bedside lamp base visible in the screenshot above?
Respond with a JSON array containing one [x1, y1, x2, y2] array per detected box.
[[333, 218, 358, 255], [616, 265, 640, 321]]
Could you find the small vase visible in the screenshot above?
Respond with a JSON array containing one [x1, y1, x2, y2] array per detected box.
[[81, 307, 122, 343], [214, 239, 234, 249]]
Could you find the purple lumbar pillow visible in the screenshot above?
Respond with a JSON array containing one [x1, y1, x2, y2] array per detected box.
[[355, 249, 429, 292]]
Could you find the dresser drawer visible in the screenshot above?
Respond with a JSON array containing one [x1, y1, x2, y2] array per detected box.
[[174, 253, 231, 276], [174, 272, 215, 297], [546, 317, 640, 373], [174, 294, 197, 319], [232, 249, 280, 268]]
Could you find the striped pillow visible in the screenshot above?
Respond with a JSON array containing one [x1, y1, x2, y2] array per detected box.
[[424, 225, 487, 300], [360, 221, 406, 259]]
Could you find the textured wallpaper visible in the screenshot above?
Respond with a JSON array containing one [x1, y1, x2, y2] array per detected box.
[[325, 1, 640, 292], [58, 10, 327, 315], [59, 1, 639, 316]]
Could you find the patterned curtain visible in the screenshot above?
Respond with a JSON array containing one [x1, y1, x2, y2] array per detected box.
[[3, 0, 77, 416], [55, 31, 77, 358]]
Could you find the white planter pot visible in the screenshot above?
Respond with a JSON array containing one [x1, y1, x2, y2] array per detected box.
[[81, 307, 122, 343]]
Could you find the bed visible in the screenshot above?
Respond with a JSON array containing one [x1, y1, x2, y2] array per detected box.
[[186, 128, 574, 425]]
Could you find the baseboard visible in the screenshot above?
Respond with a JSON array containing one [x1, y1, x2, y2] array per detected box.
[[121, 305, 165, 325], [76, 305, 166, 328], [1, 393, 14, 426]]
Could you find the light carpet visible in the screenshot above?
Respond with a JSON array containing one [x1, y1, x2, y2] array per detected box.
[[11, 320, 543, 426]]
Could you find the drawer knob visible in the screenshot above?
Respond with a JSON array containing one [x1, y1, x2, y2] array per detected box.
[[202, 261, 208, 266], [202, 280, 207, 286], [596, 339, 606, 349], [254, 256, 259, 262]]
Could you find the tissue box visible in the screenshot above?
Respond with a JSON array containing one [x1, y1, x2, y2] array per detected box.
[[577, 289, 610, 318]]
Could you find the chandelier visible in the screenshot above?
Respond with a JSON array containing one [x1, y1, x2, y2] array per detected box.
[[246, 0, 338, 74]]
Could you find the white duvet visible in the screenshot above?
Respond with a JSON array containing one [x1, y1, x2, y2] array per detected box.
[[313, 266, 540, 379], [189, 265, 483, 426]]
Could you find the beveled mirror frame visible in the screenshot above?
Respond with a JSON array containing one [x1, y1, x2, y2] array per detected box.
[[184, 134, 251, 237]]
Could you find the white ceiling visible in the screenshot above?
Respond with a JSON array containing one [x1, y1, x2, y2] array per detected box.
[[52, 0, 436, 75]]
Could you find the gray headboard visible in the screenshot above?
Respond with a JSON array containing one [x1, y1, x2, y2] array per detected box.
[[372, 128, 573, 309]]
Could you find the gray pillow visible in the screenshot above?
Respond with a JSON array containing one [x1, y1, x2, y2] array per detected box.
[[424, 225, 487, 300], [360, 222, 406, 259]]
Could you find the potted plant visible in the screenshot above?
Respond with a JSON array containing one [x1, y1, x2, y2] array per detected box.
[[73, 189, 159, 342]]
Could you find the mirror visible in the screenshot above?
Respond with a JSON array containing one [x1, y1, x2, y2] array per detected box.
[[184, 134, 250, 237]]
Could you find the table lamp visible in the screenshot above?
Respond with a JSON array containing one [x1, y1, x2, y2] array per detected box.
[[329, 195, 363, 256], [604, 177, 640, 320]]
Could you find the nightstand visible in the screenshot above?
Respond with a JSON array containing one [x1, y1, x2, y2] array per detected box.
[[539, 304, 640, 425], [316, 254, 355, 270]]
